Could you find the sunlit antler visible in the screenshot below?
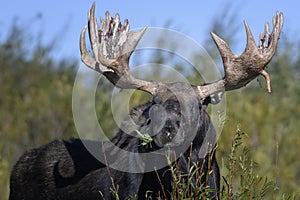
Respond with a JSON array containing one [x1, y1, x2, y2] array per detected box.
[[80, 3, 160, 94], [80, 3, 283, 102], [197, 12, 283, 97]]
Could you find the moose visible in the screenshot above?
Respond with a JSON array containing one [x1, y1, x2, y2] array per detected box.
[[9, 3, 283, 200]]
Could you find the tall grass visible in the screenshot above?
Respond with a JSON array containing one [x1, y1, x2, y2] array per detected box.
[[220, 128, 275, 199], [107, 128, 299, 199]]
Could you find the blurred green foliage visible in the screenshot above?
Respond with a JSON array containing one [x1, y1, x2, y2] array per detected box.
[[0, 9, 300, 200], [0, 23, 79, 198]]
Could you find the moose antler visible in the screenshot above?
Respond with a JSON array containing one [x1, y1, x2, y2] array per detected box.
[[80, 3, 283, 102], [196, 12, 283, 97], [80, 3, 160, 95]]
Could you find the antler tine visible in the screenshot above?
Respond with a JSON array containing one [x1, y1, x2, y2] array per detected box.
[[258, 11, 283, 92], [80, 3, 159, 95], [196, 12, 283, 99], [244, 20, 258, 53], [265, 11, 284, 59], [88, 2, 100, 62], [80, 26, 98, 71], [210, 32, 235, 65]]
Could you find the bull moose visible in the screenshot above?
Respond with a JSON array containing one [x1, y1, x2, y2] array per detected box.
[[9, 3, 283, 200]]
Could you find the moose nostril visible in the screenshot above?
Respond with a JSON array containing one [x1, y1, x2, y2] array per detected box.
[[166, 131, 171, 138], [146, 119, 152, 126]]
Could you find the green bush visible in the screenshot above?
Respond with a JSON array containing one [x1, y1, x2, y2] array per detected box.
[[108, 128, 299, 199]]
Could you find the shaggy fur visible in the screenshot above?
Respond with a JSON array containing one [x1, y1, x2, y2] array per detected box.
[[9, 95, 220, 200]]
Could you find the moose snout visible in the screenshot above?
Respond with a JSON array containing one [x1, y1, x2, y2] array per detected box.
[[153, 119, 183, 147]]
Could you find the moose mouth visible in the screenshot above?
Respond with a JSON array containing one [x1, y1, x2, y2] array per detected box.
[[151, 118, 187, 148]]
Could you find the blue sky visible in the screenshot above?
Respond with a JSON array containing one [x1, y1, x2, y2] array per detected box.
[[0, 0, 299, 61]]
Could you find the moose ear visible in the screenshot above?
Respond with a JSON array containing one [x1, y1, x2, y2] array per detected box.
[[203, 91, 224, 106]]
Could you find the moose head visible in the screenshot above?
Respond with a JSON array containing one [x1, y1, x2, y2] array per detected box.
[[79, 3, 283, 154]]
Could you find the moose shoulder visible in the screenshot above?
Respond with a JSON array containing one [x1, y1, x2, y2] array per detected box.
[[9, 3, 283, 200]]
